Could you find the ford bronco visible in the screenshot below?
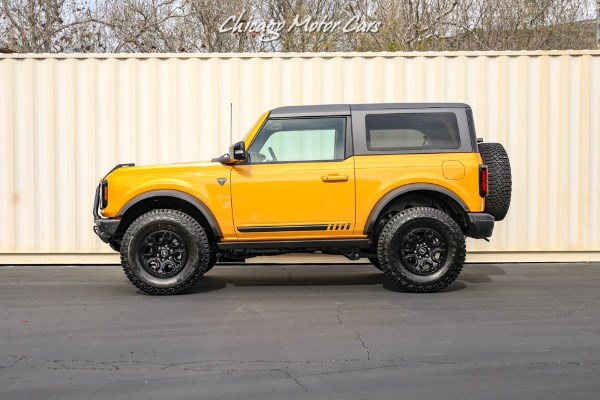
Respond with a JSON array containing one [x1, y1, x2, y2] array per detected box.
[[93, 103, 512, 294]]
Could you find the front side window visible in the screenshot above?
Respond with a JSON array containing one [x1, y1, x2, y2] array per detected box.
[[366, 113, 461, 150], [248, 117, 346, 163]]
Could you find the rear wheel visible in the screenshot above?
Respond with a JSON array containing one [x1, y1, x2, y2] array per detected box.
[[377, 207, 466, 292], [120, 209, 210, 295]]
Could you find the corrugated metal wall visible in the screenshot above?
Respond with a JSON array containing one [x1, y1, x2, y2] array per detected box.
[[0, 51, 599, 261]]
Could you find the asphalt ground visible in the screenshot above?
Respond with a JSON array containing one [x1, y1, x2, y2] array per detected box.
[[0, 262, 599, 400]]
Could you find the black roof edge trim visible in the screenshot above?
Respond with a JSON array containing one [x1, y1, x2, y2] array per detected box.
[[350, 103, 470, 111], [363, 183, 470, 234], [117, 190, 223, 238], [270, 104, 351, 117], [269, 103, 471, 117]]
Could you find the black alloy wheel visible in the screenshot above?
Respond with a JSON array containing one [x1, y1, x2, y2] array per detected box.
[[140, 230, 188, 278], [399, 228, 447, 275]]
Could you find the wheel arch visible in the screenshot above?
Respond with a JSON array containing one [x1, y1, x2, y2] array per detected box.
[[363, 184, 470, 235], [115, 190, 223, 240]]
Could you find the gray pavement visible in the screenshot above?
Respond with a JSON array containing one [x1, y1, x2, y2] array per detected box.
[[0, 262, 599, 400]]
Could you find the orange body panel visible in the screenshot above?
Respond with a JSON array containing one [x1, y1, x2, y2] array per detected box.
[[354, 153, 484, 234], [101, 162, 236, 239], [230, 158, 356, 241]]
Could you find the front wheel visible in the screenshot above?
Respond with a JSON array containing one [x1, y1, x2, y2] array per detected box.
[[377, 207, 466, 292], [120, 209, 210, 295]]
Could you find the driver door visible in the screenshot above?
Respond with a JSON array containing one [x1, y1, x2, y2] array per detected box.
[[230, 116, 355, 240]]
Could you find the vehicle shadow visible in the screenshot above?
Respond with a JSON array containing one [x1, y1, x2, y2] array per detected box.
[[458, 264, 507, 283], [188, 265, 387, 294], [380, 264, 506, 293], [380, 280, 467, 293], [180, 263, 505, 295]]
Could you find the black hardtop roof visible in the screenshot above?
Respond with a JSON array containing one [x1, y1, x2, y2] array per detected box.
[[270, 103, 470, 117]]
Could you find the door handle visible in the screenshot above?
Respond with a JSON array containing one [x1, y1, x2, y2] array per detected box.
[[322, 175, 348, 182]]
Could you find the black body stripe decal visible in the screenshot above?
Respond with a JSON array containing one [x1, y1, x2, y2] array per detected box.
[[237, 224, 329, 233]]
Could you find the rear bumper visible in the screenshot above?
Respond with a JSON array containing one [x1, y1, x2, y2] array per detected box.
[[93, 218, 120, 243], [467, 213, 495, 239]]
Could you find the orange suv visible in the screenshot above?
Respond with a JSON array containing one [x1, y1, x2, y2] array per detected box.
[[94, 103, 512, 294]]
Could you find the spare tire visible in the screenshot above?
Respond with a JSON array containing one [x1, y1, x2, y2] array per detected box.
[[478, 143, 512, 221]]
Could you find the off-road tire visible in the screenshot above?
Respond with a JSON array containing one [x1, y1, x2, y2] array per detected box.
[[368, 257, 382, 271], [377, 207, 466, 292], [478, 142, 512, 221], [120, 209, 210, 295]]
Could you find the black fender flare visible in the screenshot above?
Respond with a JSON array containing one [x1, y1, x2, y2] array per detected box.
[[117, 190, 223, 238], [363, 183, 470, 234]]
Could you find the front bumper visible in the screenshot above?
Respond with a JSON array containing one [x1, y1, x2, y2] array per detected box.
[[94, 219, 121, 243], [467, 213, 495, 239], [93, 182, 120, 243]]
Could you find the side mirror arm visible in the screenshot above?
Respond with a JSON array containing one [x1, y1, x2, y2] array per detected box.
[[211, 153, 233, 164]]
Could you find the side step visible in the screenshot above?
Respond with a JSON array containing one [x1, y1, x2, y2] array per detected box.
[[217, 239, 371, 251]]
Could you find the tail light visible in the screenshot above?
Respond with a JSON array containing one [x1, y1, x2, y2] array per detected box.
[[101, 180, 108, 209], [479, 165, 488, 197]]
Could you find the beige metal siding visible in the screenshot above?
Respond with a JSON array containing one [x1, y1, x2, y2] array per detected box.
[[0, 51, 599, 260]]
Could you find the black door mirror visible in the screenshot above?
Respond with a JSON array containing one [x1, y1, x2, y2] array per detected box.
[[230, 141, 246, 161], [211, 141, 247, 164]]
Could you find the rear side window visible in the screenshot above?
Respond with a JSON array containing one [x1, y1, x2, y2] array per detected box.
[[366, 113, 461, 150]]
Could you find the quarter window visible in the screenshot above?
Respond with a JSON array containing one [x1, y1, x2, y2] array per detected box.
[[248, 118, 346, 163], [366, 113, 461, 150]]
